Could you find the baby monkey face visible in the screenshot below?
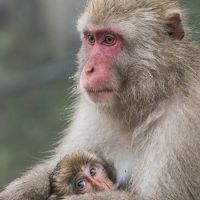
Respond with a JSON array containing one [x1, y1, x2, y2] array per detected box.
[[73, 163, 115, 194]]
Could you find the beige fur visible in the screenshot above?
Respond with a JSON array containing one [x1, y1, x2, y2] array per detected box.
[[1, 1, 200, 200]]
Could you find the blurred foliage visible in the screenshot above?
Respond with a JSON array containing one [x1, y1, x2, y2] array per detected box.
[[0, 0, 81, 189], [0, 0, 53, 71], [0, 0, 200, 190], [0, 79, 72, 187], [182, 0, 200, 41]]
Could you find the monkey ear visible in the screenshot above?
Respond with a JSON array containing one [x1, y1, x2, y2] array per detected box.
[[165, 10, 185, 40]]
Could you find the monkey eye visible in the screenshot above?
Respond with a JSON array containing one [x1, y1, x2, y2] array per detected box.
[[75, 179, 87, 190], [90, 167, 97, 176], [103, 34, 116, 46], [87, 33, 95, 45]]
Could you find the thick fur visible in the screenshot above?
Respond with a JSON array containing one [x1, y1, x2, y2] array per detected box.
[[48, 150, 116, 198], [1, 0, 200, 200]]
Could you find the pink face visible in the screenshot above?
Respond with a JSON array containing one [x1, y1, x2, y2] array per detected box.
[[80, 27, 124, 104], [74, 163, 115, 194]]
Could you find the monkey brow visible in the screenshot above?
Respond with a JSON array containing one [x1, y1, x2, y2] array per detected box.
[[84, 28, 118, 36]]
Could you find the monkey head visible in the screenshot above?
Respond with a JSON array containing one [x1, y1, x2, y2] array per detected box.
[[49, 151, 116, 197], [76, 0, 187, 123]]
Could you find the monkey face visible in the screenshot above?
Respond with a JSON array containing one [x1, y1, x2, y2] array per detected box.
[[76, 0, 187, 121], [78, 28, 124, 106], [73, 163, 115, 194]]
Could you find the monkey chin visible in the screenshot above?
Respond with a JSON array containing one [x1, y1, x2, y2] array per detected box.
[[84, 89, 117, 106]]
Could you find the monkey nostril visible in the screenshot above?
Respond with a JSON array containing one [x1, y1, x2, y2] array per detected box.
[[85, 67, 94, 73]]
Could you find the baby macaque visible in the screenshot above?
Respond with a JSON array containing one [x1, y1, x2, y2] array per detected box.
[[48, 151, 117, 200]]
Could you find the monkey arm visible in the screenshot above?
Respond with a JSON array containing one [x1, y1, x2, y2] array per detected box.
[[0, 160, 56, 200], [62, 191, 132, 200]]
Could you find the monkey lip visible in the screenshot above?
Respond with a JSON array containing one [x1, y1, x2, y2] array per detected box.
[[86, 88, 114, 103], [87, 88, 113, 94]]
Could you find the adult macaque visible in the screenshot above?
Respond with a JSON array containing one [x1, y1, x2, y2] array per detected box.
[[48, 150, 116, 200], [1, 0, 200, 200]]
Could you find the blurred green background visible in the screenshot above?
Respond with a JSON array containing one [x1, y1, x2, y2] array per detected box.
[[0, 0, 199, 190]]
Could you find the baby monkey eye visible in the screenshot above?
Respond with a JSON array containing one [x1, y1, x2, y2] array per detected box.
[[87, 33, 95, 45], [103, 34, 116, 46], [90, 167, 97, 176], [76, 179, 86, 189]]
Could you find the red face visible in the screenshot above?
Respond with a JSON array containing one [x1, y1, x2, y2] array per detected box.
[[73, 163, 115, 194], [80, 28, 124, 104]]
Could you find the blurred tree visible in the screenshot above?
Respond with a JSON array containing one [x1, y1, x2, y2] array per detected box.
[[0, 0, 52, 71], [40, 0, 83, 58], [0, 0, 83, 189], [181, 0, 200, 41]]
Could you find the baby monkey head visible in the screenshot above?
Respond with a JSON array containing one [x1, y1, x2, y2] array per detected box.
[[49, 150, 116, 196]]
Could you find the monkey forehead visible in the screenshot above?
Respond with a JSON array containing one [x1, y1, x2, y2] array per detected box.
[[60, 150, 105, 171], [77, 0, 181, 34], [83, 26, 124, 37]]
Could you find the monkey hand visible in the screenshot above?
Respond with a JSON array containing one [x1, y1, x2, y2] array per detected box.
[[47, 194, 60, 200], [62, 191, 131, 200]]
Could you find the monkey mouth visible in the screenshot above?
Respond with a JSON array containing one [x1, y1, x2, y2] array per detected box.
[[87, 88, 113, 94], [85, 88, 115, 103]]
